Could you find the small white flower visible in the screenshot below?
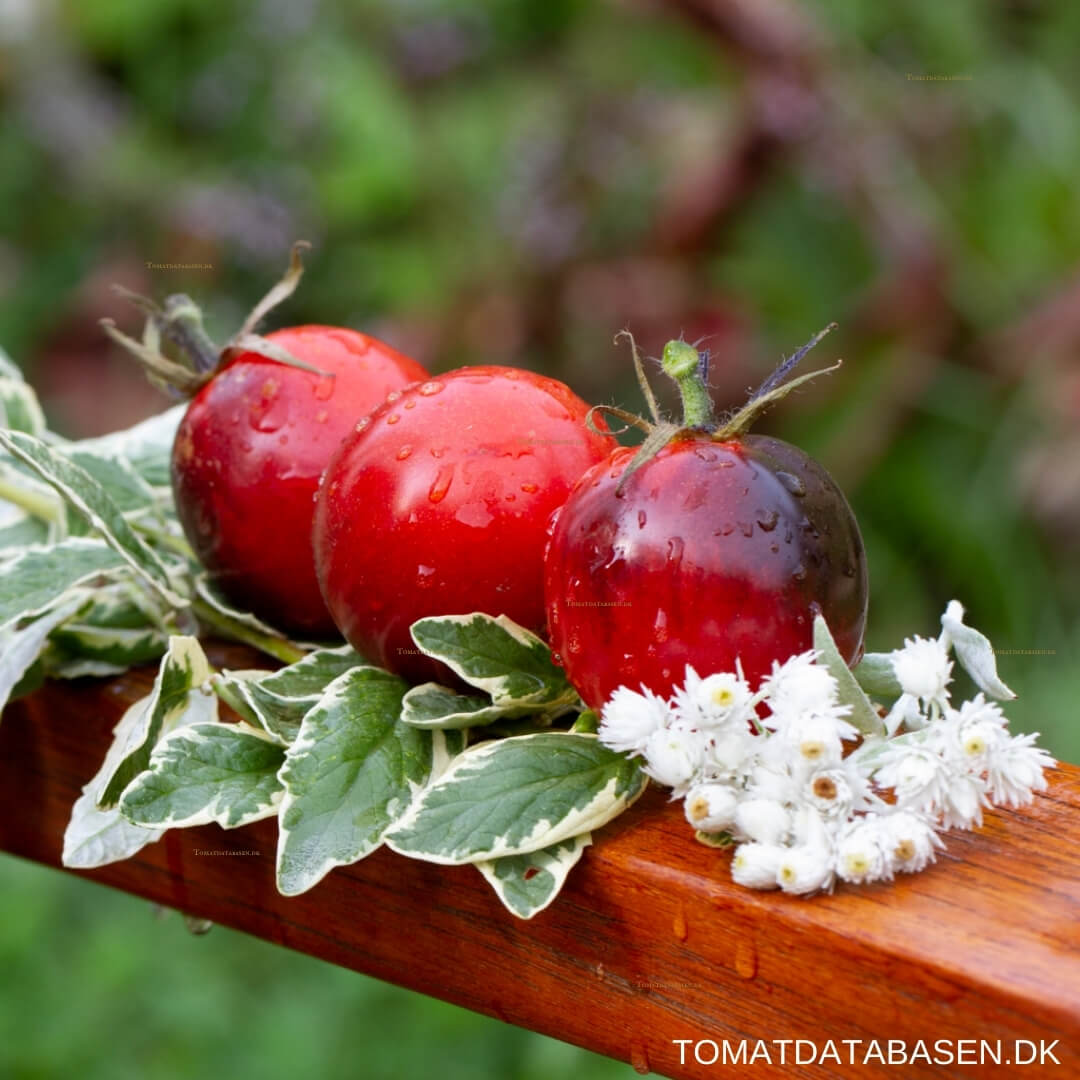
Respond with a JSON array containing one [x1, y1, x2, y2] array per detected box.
[[760, 651, 838, 724], [874, 745, 952, 814], [782, 713, 857, 769], [890, 635, 953, 706], [684, 783, 739, 833], [734, 798, 791, 845], [801, 768, 855, 818], [835, 819, 889, 884], [985, 733, 1054, 808], [945, 695, 1009, 769], [703, 730, 755, 777], [642, 725, 705, 793], [598, 685, 671, 754], [747, 764, 797, 804], [675, 665, 755, 730], [937, 771, 988, 830], [776, 845, 834, 895], [879, 811, 943, 874], [731, 842, 784, 889]]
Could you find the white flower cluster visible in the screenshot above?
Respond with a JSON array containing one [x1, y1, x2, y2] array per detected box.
[[597, 605, 1055, 896]]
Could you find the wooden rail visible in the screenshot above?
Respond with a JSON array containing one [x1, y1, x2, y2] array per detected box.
[[1, 649, 1077, 1078]]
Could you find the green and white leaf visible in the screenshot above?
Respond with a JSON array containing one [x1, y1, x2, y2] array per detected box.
[[120, 722, 285, 829], [98, 636, 216, 807], [852, 652, 903, 698], [72, 405, 184, 489], [474, 834, 592, 920], [214, 643, 362, 745], [940, 600, 1016, 701], [0, 430, 185, 607], [401, 682, 545, 730], [0, 538, 126, 627], [0, 510, 49, 553], [385, 732, 646, 865], [0, 373, 47, 436], [0, 590, 93, 714], [62, 447, 160, 515], [44, 581, 169, 674], [410, 613, 579, 708], [813, 615, 885, 736], [62, 698, 166, 869], [276, 666, 431, 896]]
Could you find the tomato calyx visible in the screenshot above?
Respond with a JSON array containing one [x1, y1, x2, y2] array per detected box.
[[588, 323, 842, 494], [100, 241, 331, 396]]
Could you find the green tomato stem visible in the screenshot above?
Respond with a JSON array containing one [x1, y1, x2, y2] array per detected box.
[[661, 340, 715, 429]]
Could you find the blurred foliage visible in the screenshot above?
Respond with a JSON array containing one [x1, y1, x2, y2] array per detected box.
[[1, 0, 1078, 1074]]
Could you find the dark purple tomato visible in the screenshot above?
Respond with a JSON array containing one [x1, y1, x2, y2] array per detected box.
[[544, 433, 868, 710]]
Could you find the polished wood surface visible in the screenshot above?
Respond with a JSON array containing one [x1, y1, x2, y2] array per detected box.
[[1, 649, 1077, 1078]]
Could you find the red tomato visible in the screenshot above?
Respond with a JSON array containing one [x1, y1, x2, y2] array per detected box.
[[313, 366, 614, 682], [544, 433, 868, 711], [172, 326, 427, 634]]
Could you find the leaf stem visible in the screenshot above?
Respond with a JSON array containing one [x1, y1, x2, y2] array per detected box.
[[191, 597, 306, 665], [0, 472, 62, 524]]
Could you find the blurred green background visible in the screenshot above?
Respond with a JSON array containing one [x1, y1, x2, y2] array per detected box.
[[1, 0, 1077, 1076]]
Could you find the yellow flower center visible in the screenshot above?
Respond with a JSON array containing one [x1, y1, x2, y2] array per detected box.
[[712, 687, 735, 707], [894, 839, 916, 862]]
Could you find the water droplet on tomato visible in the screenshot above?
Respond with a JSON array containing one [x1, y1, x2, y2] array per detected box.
[[278, 434, 288, 445], [505, 493, 516, 502], [693, 446, 717, 462], [666, 537, 684, 567], [777, 470, 806, 497], [769, 542, 779, 553], [315, 409, 328, 424], [314, 375, 334, 401], [386, 414, 400, 425], [567, 635, 582, 655], [653, 609, 669, 643], [739, 521, 754, 538], [792, 564, 807, 583], [386, 390, 402, 403], [756, 509, 779, 532], [843, 562, 857, 578], [355, 417, 370, 433], [396, 445, 412, 461], [404, 399, 416, 410], [551, 652, 564, 667], [637, 510, 647, 529], [416, 565, 436, 587], [428, 465, 455, 503], [418, 381, 443, 396], [715, 522, 735, 537], [520, 482, 538, 494]]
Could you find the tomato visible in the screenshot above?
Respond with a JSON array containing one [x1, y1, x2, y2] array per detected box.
[[172, 326, 427, 634], [543, 335, 868, 711], [312, 366, 615, 682]]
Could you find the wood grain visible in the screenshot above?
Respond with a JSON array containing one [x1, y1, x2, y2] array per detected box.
[[1, 650, 1077, 1079]]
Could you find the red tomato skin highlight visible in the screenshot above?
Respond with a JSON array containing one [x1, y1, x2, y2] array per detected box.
[[543, 434, 869, 711], [313, 366, 615, 682], [172, 325, 428, 635]]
